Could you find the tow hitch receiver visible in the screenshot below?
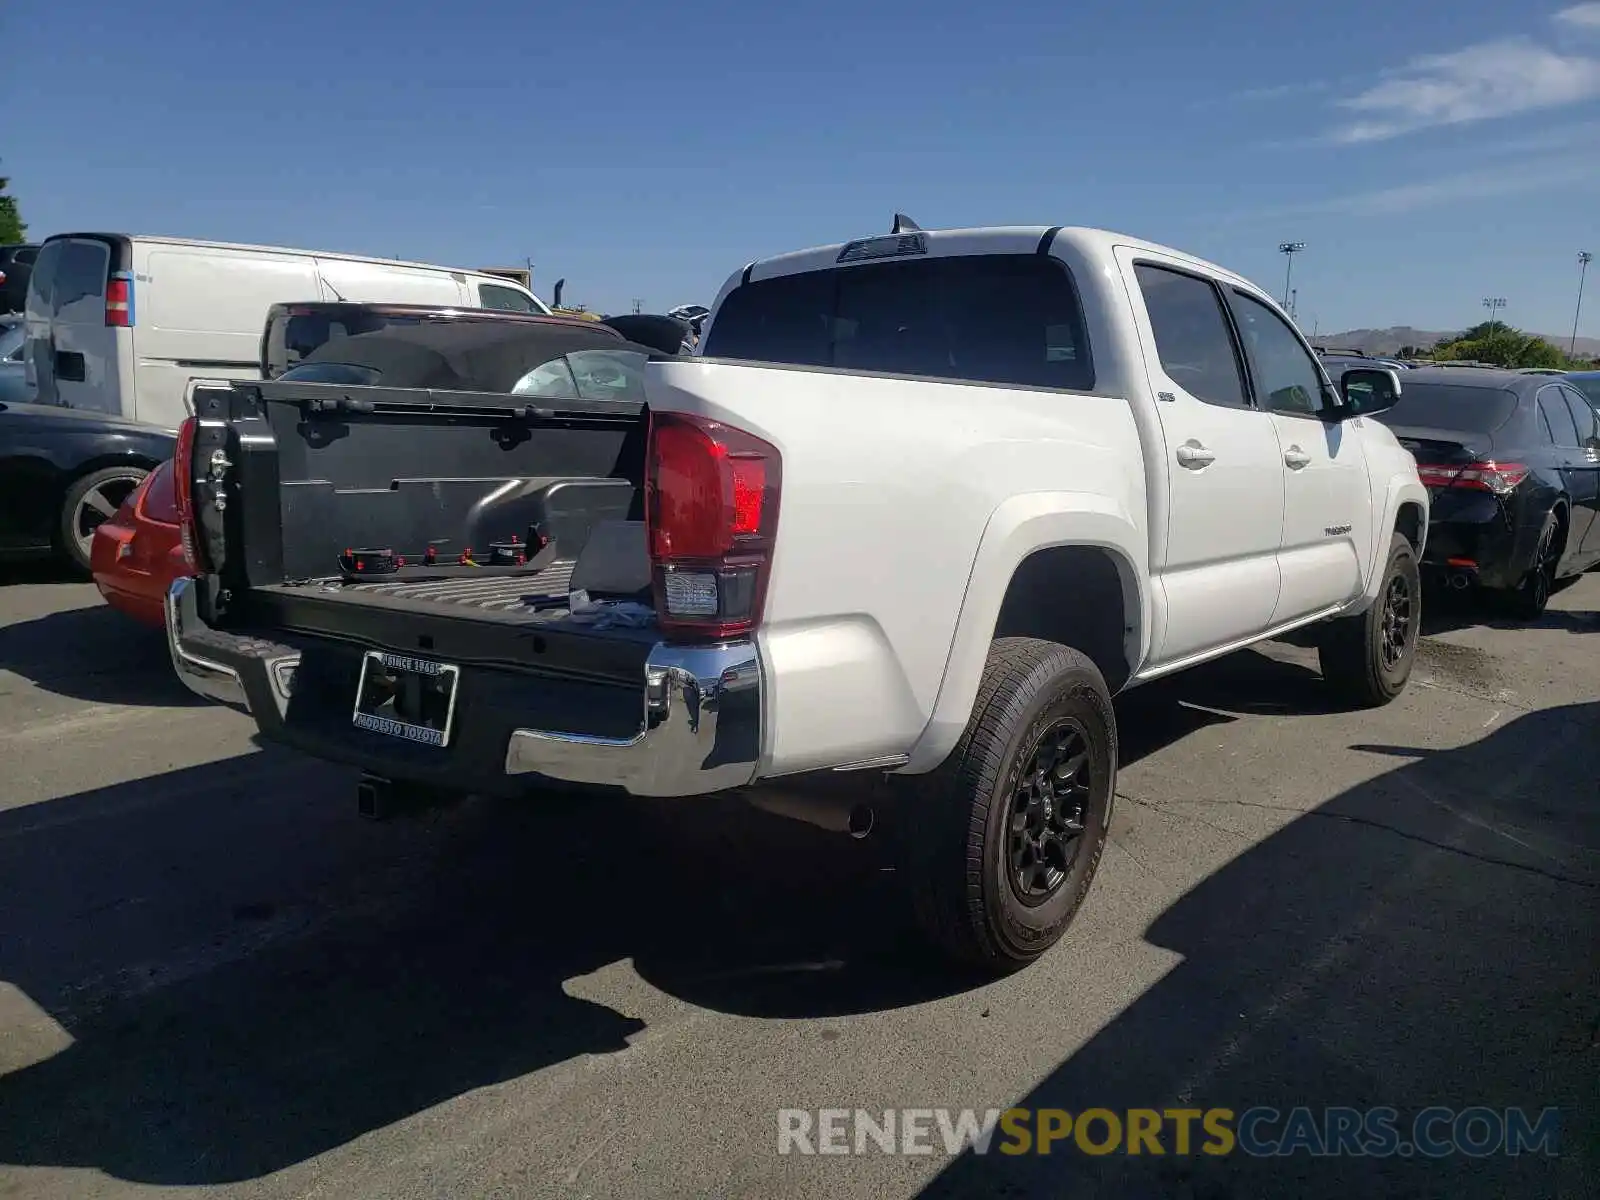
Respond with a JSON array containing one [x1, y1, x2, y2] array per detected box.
[[356, 772, 456, 821]]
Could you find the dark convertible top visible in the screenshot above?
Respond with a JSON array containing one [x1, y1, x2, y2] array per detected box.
[[300, 318, 665, 393]]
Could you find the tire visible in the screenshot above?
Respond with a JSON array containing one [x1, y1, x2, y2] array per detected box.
[[901, 637, 1117, 973], [1494, 510, 1561, 621], [57, 465, 150, 575], [1318, 531, 1421, 708]]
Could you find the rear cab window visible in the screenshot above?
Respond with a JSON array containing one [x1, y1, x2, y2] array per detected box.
[[703, 253, 1095, 390]]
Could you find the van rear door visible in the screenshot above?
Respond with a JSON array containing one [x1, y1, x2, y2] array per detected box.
[[23, 234, 129, 414]]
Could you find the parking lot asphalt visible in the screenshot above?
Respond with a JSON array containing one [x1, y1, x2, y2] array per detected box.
[[0, 566, 1595, 1200]]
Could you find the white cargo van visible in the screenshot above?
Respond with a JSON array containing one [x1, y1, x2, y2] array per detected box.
[[22, 234, 551, 429]]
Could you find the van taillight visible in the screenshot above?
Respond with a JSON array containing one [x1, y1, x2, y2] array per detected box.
[[173, 417, 203, 570], [645, 411, 781, 640], [105, 273, 133, 327]]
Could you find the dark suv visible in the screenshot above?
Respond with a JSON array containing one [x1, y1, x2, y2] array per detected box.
[[0, 244, 40, 313]]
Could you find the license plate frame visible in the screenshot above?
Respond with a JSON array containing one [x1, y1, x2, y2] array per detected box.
[[351, 651, 461, 747]]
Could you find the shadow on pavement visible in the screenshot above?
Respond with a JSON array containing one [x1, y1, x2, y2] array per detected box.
[[0, 600, 204, 708], [914, 699, 1599, 1200], [0, 648, 1293, 1186], [0, 560, 81, 587], [1419, 576, 1599, 637]]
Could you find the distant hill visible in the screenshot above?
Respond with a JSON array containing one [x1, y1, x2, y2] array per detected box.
[[1313, 326, 1600, 359]]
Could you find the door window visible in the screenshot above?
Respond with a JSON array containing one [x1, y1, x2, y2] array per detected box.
[[1132, 264, 1248, 408], [1538, 387, 1581, 448], [1228, 291, 1332, 416], [478, 283, 537, 312]]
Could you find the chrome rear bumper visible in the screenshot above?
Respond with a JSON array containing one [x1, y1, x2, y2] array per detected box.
[[165, 576, 762, 797]]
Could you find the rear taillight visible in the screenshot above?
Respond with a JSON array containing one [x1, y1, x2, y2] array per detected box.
[[645, 411, 781, 640], [139, 459, 180, 524], [1416, 460, 1529, 495], [105, 272, 133, 327], [173, 418, 203, 570]]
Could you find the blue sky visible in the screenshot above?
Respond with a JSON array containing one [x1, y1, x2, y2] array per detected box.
[[8, 0, 1600, 337]]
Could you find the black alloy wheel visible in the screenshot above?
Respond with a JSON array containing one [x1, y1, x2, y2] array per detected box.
[[1008, 719, 1092, 905]]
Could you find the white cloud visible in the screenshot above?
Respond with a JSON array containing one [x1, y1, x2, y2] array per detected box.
[[1218, 158, 1599, 224], [1555, 3, 1600, 29], [1329, 36, 1600, 143]]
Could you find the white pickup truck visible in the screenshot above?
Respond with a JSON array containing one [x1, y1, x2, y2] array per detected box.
[[166, 222, 1429, 972]]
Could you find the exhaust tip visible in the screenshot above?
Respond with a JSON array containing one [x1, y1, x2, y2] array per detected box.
[[848, 804, 875, 840]]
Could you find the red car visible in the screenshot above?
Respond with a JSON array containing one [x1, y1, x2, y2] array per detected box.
[[90, 457, 186, 628]]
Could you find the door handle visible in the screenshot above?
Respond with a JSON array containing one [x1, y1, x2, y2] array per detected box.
[[1176, 443, 1216, 469], [1284, 446, 1312, 469]]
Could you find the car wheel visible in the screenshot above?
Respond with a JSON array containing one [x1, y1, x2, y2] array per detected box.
[[1318, 531, 1421, 708], [901, 637, 1116, 974], [58, 465, 149, 574], [1498, 511, 1561, 621]]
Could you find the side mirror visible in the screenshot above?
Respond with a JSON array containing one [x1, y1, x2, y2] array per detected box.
[[1337, 367, 1402, 419]]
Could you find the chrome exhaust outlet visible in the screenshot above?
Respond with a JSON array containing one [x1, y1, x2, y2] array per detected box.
[[740, 788, 877, 839], [1448, 572, 1472, 590]]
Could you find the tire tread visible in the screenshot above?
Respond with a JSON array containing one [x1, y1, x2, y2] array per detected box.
[[906, 637, 1112, 970]]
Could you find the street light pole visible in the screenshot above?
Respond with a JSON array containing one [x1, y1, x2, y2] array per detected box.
[[1278, 241, 1305, 310], [1571, 252, 1592, 358], [1482, 296, 1506, 341]]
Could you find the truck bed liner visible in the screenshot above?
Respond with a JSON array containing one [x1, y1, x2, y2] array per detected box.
[[331, 558, 579, 613], [250, 557, 657, 646]]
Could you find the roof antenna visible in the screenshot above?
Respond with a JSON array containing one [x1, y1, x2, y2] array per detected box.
[[891, 212, 922, 234]]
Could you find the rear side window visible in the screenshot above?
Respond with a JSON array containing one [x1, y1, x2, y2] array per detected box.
[[1134, 265, 1248, 409], [1538, 388, 1580, 447], [1568, 375, 1600, 407], [13, 247, 37, 265], [1560, 386, 1598, 444], [479, 283, 537, 312], [703, 254, 1094, 390]]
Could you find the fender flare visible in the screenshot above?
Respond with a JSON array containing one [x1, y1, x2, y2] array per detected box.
[[901, 492, 1148, 773], [1352, 474, 1430, 612]]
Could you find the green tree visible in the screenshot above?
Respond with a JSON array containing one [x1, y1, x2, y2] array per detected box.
[[0, 175, 25, 244], [1429, 325, 1570, 369]]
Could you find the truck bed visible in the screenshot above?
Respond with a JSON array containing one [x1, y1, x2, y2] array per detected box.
[[277, 557, 580, 617]]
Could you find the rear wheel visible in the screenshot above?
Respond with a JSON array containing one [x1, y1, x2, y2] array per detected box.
[[1495, 510, 1562, 621], [1318, 531, 1420, 707], [901, 638, 1116, 973], [58, 466, 149, 574]]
